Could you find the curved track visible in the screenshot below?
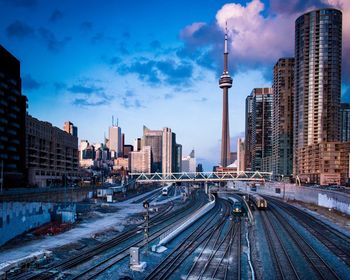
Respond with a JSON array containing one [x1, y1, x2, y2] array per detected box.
[[11, 191, 207, 280]]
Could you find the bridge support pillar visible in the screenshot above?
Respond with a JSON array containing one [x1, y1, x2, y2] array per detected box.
[[205, 182, 208, 194]]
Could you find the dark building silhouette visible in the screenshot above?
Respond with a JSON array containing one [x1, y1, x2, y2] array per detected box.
[[0, 45, 27, 188], [123, 144, 134, 158]]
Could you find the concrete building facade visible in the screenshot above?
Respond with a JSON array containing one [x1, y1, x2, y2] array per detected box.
[[298, 142, 350, 185], [129, 146, 151, 173], [63, 121, 77, 137], [26, 115, 79, 187]]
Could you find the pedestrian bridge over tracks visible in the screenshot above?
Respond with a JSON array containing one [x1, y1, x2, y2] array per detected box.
[[129, 171, 272, 184]]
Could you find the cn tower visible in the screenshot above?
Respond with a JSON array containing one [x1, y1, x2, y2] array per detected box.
[[219, 26, 233, 167]]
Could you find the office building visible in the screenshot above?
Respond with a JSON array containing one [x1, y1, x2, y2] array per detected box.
[[63, 121, 77, 137], [134, 138, 141, 151], [123, 145, 134, 158], [175, 144, 182, 173], [142, 126, 162, 172], [272, 58, 294, 177], [162, 127, 176, 174], [108, 125, 122, 158], [26, 115, 79, 187], [244, 95, 253, 171], [182, 149, 196, 172], [129, 146, 151, 173], [251, 88, 273, 172], [340, 103, 350, 142], [294, 8, 343, 178], [0, 45, 27, 188]]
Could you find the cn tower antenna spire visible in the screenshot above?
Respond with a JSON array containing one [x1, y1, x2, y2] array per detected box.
[[219, 23, 233, 167]]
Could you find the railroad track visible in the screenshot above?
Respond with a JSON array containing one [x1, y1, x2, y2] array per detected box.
[[260, 210, 300, 280], [202, 221, 241, 280], [11, 191, 207, 280], [185, 206, 233, 279], [145, 199, 230, 280], [67, 192, 209, 280], [267, 202, 342, 280], [266, 197, 350, 267]]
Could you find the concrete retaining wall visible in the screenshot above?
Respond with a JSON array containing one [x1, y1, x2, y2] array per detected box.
[[0, 202, 54, 246], [235, 181, 350, 215]]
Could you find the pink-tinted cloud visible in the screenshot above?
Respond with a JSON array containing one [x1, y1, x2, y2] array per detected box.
[[216, 0, 295, 64], [325, 0, 350, 82], [214, 0, 350, 82]]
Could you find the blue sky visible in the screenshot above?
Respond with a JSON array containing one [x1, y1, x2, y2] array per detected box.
[[1, 0, 349, 170]]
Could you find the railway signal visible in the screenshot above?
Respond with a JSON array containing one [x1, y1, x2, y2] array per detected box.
[[143, 200, 150, 255]]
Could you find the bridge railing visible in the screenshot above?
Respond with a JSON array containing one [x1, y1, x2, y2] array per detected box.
[[129, 171, 273, 183]]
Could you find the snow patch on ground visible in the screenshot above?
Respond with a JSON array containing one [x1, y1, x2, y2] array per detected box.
[[0, 189, 159, 265]]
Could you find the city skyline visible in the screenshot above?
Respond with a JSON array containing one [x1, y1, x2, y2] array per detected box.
[[1, 0, 350, 170]]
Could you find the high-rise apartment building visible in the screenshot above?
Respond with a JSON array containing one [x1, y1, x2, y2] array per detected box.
[[340, 103, 350, 142], [250, 88, 273, 172], [142, 126, 162, 172], [26, 115, 79, 187], [63, 121, 78, 137], [108, 125, 122, 158], [244, 95, 253, 171], [0, 45, 27, 188], [129, 146, 151, 173], [294, 8, 342, 178], [272, 58, 294, 177]]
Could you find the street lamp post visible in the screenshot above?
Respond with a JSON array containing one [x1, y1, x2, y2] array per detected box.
[[281, 175, 286, 201]]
